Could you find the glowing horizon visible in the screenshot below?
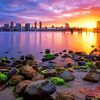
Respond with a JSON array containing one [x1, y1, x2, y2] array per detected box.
[[0, 0, 100, 28]]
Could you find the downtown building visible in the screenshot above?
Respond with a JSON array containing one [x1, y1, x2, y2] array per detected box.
[[4, 24, 10, 31], [97, 21, 100, 28], [16, 23, 21, 31], [25, 23, 30, 31]]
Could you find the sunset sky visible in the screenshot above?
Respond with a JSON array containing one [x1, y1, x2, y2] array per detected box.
[[0, 0, 100, 27]]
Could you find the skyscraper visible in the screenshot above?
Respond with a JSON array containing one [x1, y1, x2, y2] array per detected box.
[[10, 21, 14, 31], [16, 23, 21, 31], [97, 21, 100, 28], [39, 21, 42, 29], [65, 23, 70, 29], [34, 22, 37, 29], [4, 24, 9, 31], [25, 23, 30, 31]]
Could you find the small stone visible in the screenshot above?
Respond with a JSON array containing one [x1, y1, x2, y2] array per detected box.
[[60, 70, 75, 81], [8, 75, 24, 86], [83, 72, 100, 83], [55, 92, 75, 100]]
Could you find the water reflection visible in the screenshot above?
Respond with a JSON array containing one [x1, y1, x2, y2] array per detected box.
[[0, 32, 100, 59]]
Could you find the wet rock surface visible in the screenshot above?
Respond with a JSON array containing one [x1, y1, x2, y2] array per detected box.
[[19, 65, 36, 79], [24, 80, 56, 97]]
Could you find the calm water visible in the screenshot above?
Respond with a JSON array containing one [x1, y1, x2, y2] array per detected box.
[[0, 31, 100, 60]]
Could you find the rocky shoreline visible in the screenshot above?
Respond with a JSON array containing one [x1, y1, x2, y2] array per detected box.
[[0, 49, 100, 100]]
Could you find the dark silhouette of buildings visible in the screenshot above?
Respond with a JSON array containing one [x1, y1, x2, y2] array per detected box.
[[4, 24, 9, 31], [10, 21, 14, 31], [25, 23, 30, 31], [39, 21, 42, 29], [97, 21, 100, 28], [34, 22, 37, 29]]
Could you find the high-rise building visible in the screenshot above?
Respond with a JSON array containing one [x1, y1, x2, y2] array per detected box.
[[65, 23, 70, 29], [4, 24, 9, 31], [34, 22, 37, 29], [10, 21, 14, 31], [25, 23, 30, 31], [97, 21, 100, 28], [39, 21, 42, 29], [16, 23, 21, 31]]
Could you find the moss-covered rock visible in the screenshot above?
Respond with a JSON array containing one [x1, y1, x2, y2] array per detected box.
[[0, 72, 8, 82], [50, 77, 65, 85]]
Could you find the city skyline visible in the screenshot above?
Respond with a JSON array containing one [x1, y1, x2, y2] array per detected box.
[[0, 0, 100, 28]]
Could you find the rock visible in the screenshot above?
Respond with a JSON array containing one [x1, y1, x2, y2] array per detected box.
[[14, 80, 31, 96], [62, 50, 66, 52], [85, 55, 94, 60], [19, 65, 36, 79], [95, 61, 100, 69], [32, 73, 44, 81], [56, 67, 64, 75], [72, 56, 80, 61], [39, 62, 55, 69], [0, 73, 8, 85], [67, 68, 74, 72], [64, 63, 72, 68], [61, 54, 69, 58], [85, 95, 95, 100], [68, 50, 73, 54], [55, 92, 75, 100], [50, 77, 65, 85], [54, 53, 59, 57], [44, 54, 56, 60], [8, 75, 24, 86], [24, 80, 56, 98], [83, 72, 100, 83], [8, 68, 18, 78], [25, 55, 34, 60], [20, 55, 25, 60], [45, 49, 50, 54], [25, 60, 36, 66], [78, 61, 86, 66], [41, 69, 57, 78], [60, 70, 75, 81]]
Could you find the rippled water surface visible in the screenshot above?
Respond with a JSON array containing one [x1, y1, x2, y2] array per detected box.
[[0, 32, 100, 59]]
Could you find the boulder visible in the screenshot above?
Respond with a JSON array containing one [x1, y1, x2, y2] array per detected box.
[[24, 80, 56, 98], [60, 70, 75, 81], [8, 75, 24, 86], [55, 92, 75, 100], [8, 68, 18, 78], [32, 73, 44, 81], [50, 77, 65, 85], [14, 80, 31, 96], [83, 72, 100, 83], [41, 69, 57, 78], [19, 65, 36, 79]]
